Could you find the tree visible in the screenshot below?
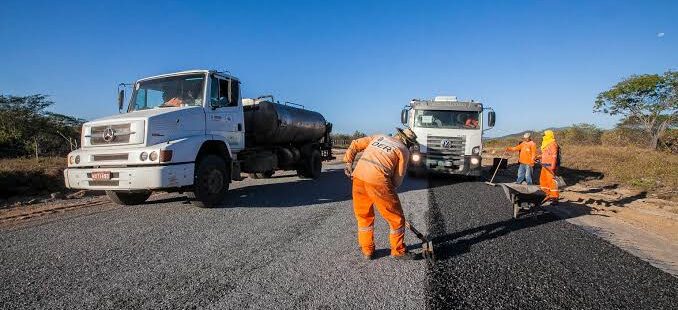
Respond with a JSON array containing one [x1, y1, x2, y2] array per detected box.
[[0, 94, 84, 158], [594, 71, 677, 149], [351, 130, 367, 139]]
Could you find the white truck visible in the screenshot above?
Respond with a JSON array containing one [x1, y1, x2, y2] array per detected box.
[[64, 70, 333, 207], [400, 96, 495, 177]]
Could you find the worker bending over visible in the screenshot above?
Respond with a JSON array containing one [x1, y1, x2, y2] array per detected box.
[[505, 132, 537, 185], [536, 130, 560, 205], [343, 128, 419, 260]]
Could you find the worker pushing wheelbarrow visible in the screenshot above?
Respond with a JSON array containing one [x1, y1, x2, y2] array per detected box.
[[498, 130, 565, 219]]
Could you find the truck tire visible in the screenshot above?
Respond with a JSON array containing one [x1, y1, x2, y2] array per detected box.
[[298, 150, 322, 179], [106, 190, 151, 205], [188, 155, 229, 208]]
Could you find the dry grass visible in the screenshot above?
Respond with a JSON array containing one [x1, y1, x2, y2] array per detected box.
[[561, 146, 677, 198], [0, 157, 66, 198]]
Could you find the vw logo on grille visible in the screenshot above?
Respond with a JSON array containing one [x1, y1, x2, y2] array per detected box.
[[441, 139, 453, 148], [102, 127, 116, 142]]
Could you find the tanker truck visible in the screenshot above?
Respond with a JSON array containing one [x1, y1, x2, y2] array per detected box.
[[64, 70, 333, 207]]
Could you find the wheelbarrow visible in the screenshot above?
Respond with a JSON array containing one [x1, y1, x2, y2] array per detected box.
[[499, 183, 547, 219]]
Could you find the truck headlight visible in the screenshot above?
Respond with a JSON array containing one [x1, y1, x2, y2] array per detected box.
[[74, 155, 80, 164], [140, 152, 148, 161], [472, 146, 480, 155], [412, 153, 421, 162], [68, 156, 74, 165], [470, 157, 480, 165], [149, 151, 158, 161]]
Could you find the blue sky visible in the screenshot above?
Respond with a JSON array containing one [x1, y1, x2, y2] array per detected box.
[[1, 0, 676, 136]]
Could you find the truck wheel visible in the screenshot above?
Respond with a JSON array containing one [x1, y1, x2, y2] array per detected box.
[[297, 150, 321, 179], [188, 155, 229, 208], [106, 190, 151, 205]]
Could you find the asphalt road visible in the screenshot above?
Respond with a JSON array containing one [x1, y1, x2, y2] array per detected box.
[[1, 164, 677, 309], [425, 177, 677, 309]]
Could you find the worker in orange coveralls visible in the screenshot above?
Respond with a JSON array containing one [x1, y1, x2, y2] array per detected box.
[[536, 130, 560, 205], [505, 132, 537, 185], [343, 128, 419, 260]]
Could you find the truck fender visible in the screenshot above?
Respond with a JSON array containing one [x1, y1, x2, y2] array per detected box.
[[195, 139, 233, 164]]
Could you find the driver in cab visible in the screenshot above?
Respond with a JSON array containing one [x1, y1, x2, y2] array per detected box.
[[162, 88, 201, 107]]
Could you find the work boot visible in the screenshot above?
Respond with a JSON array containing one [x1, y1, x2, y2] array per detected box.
[[391, 251, 420, 261], [362, 253, 374, 261]]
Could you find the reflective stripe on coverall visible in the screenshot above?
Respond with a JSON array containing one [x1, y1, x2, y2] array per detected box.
[[343, 135, 410, 256], [539, 141, 559, 199]]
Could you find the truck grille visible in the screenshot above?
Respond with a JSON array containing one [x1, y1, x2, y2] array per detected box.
[[90, 124, 132, 145], [427, 135, 465, 164], [91, 154, 128, 161]]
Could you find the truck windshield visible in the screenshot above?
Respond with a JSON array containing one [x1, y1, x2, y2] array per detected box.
[[129, 74, 205, 111], [413, 109, 480, 129]]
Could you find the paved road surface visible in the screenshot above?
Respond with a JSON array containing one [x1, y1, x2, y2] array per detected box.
[[1, 164, 676, 309], [425, 177, 677, 309]]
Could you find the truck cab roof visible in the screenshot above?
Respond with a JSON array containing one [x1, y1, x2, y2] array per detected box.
[[137, 69, 239, 83], [409, 98, 483, 112]]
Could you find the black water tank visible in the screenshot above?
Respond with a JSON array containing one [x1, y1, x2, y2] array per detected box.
[[244, 101, 327, 146]]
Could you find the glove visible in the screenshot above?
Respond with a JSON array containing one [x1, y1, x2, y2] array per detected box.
[[344, 163, 353, 178]]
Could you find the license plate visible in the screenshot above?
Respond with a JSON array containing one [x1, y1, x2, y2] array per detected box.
[[91, 171, 111, 181]]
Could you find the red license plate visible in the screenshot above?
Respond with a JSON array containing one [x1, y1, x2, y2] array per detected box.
[[91, 171, 111, 181]]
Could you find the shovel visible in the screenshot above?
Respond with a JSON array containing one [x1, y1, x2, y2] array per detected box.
[[485, 150, 508, 186], [405, 221, 435, 262]]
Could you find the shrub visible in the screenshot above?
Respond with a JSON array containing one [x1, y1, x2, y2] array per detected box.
[[557, 123, 603, 146]]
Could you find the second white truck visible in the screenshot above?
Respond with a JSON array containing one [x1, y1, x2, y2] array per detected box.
[[64, 70, 333, 207], [401, 96, 495, 177]]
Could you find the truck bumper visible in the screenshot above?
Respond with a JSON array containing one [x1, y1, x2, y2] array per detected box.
[[64, 163, 194, 191], [408, 154, 482, 176]]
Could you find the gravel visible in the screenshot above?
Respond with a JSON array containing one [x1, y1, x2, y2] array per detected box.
[[0, 165, 430, 309]]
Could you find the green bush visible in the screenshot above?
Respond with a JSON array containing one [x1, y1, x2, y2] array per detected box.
[[558, 123, 603, 146]]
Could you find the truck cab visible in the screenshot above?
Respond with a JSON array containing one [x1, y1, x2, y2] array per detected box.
[[401, 96, 495, 177], [64, 70, 332, 207]]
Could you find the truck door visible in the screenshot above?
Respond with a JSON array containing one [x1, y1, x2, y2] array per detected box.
[[206, 76, 245, 151]]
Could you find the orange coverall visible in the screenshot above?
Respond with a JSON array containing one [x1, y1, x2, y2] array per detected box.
[[507, 141, 537, 166], [539, 142, 560, 200], [343, 135, 410, 256]]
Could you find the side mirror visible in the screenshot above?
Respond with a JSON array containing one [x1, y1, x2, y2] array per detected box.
[[118, 89, 125, 112], [488, 111, 496, 127], [401, 109, 408, 125]]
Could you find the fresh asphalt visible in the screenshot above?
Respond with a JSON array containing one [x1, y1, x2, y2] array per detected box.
[[425, 177, 677, 309], [1, 164, 676, 309]]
